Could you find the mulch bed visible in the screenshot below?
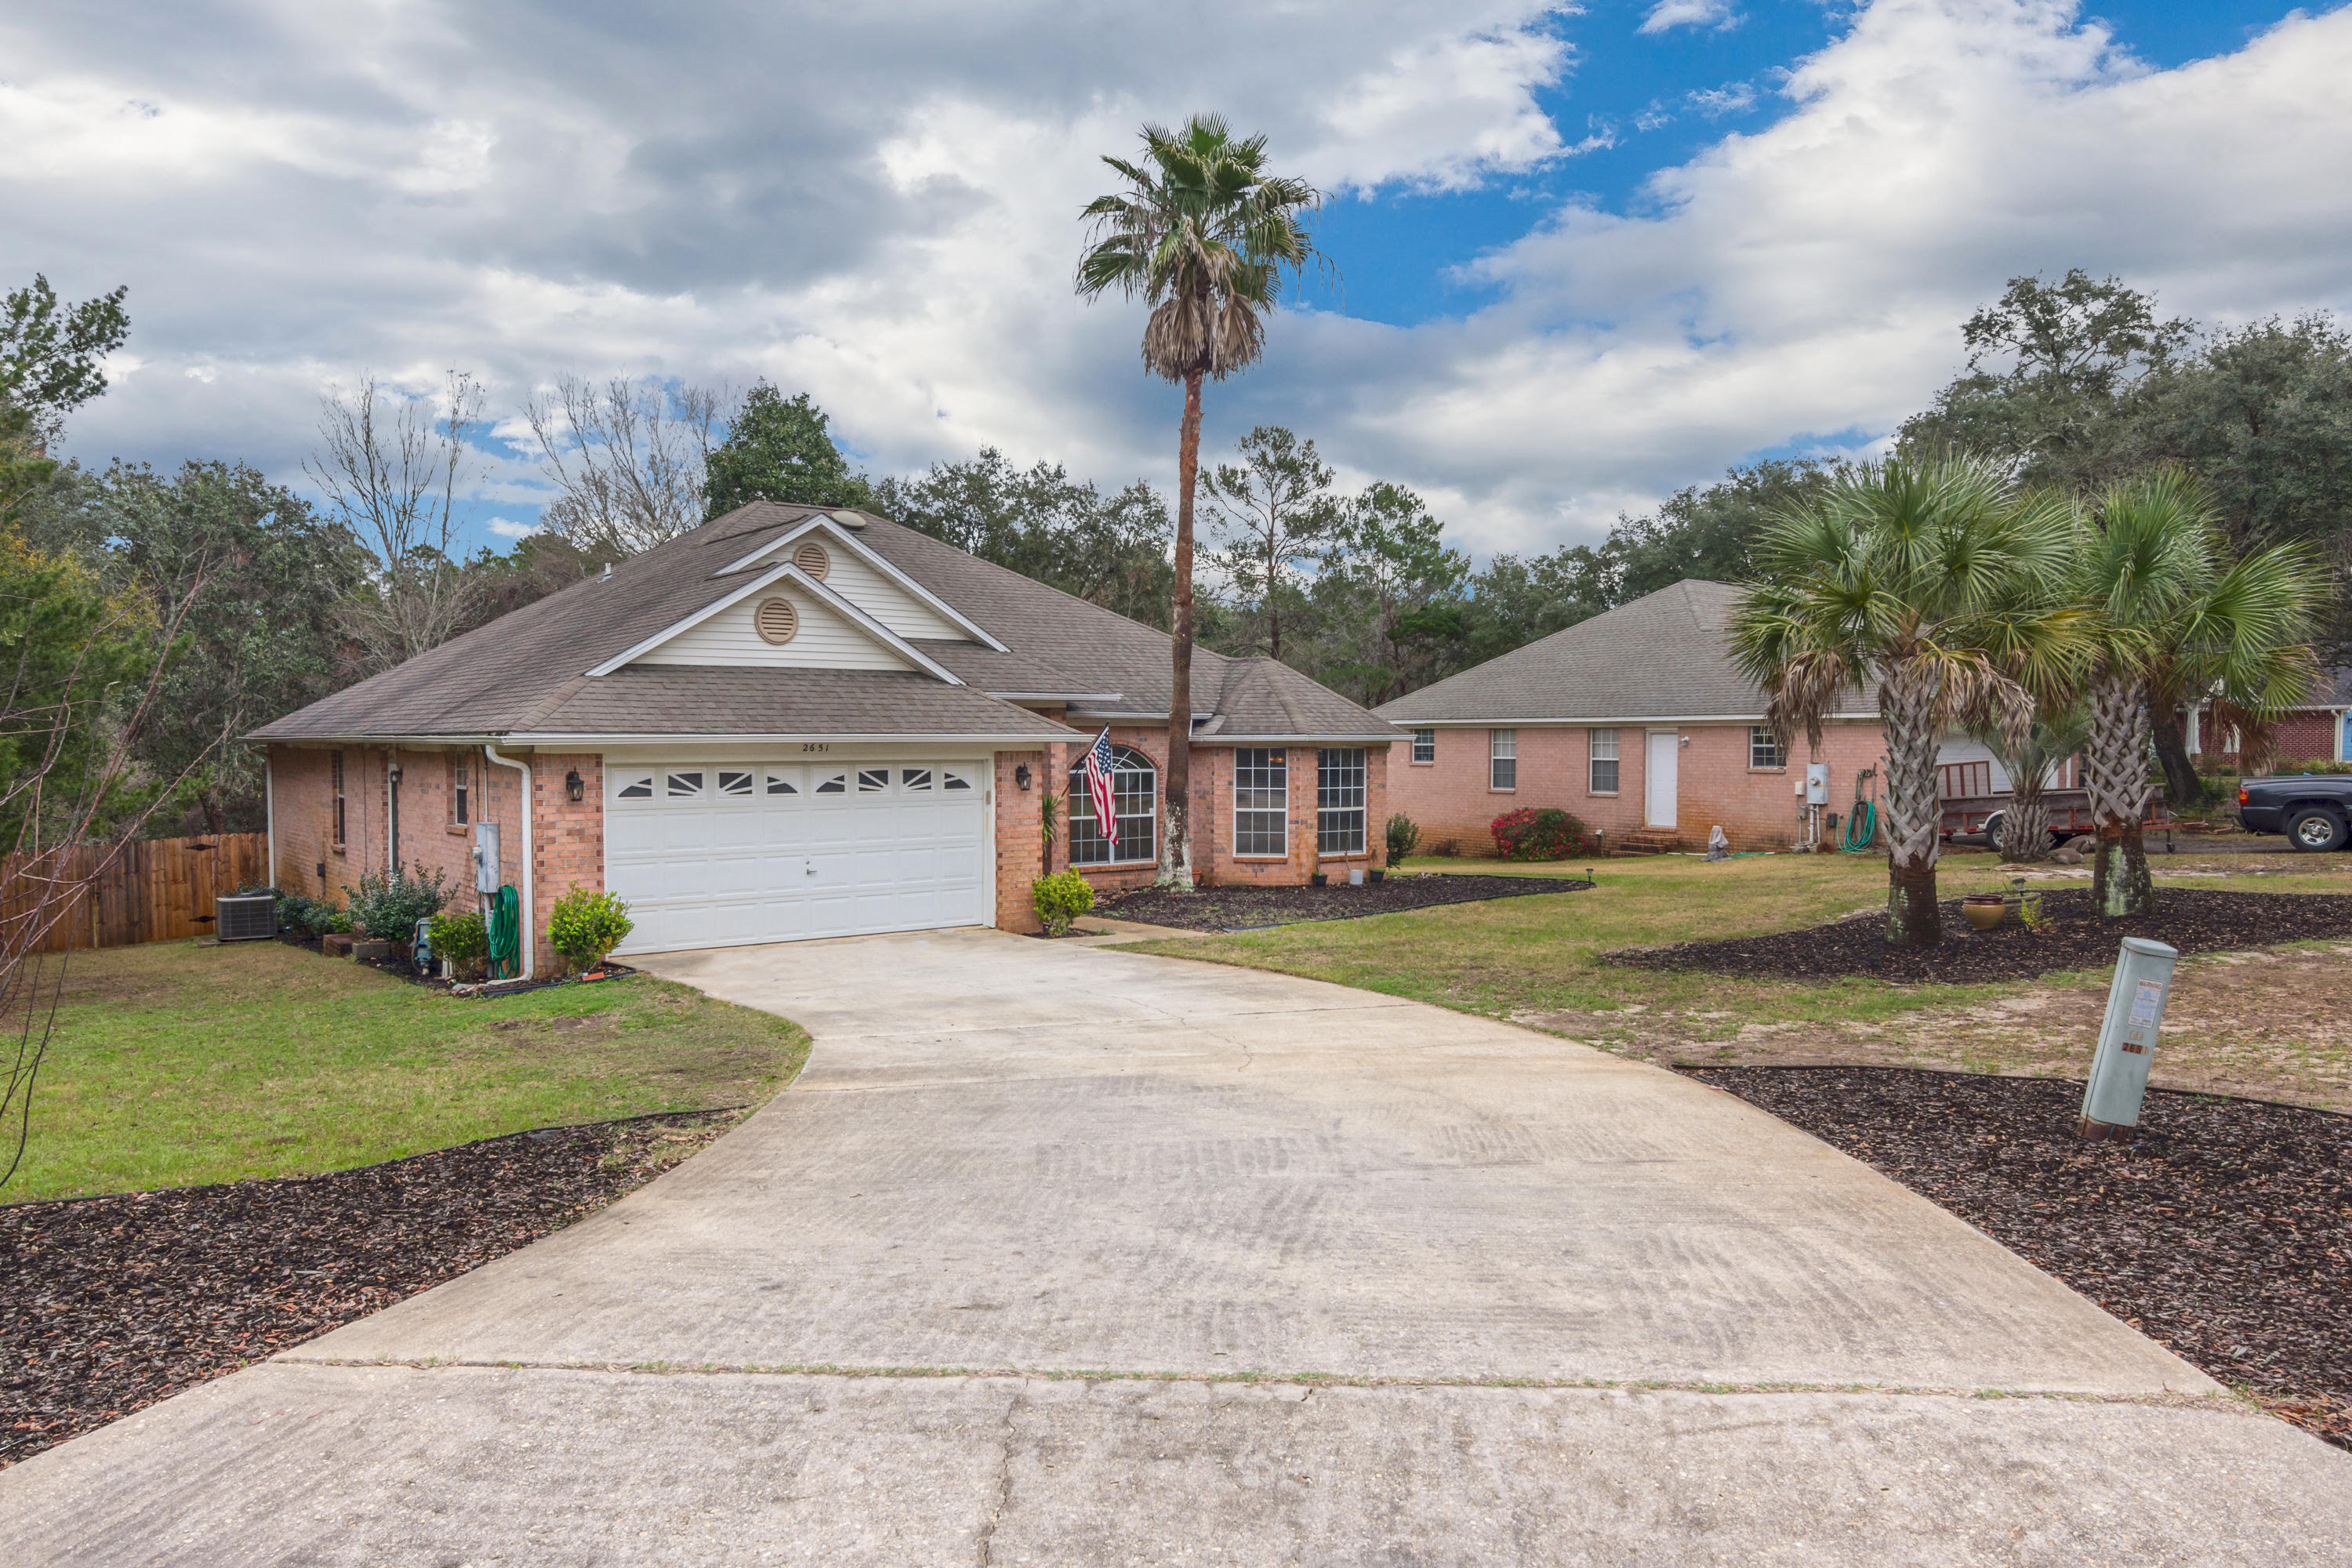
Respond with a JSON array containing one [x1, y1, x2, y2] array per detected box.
[[0, 1109, 739, 1468], [1682, 1066, 2352, 1451], [1617, 887, 2352, 983], [1098, 873, 1593, 932]]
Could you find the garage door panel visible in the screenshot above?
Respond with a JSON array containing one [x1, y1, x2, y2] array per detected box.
[[607, 758, 992, 953]]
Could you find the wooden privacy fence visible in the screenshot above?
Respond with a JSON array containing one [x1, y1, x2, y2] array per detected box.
[[0, 833, 271, 953]]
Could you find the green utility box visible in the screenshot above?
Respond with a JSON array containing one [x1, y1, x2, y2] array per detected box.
[[2079, 936, 2179, 1138]]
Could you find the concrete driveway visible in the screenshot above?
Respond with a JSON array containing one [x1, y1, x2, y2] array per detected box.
[[8, 927, 2349, 1563]]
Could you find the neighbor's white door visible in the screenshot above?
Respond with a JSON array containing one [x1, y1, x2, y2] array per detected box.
[[602, 760, 992, 954], [1645, 731, 1678, 829]]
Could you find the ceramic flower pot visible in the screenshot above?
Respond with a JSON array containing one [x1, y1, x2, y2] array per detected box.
[[1962, 897, 2007, 931]]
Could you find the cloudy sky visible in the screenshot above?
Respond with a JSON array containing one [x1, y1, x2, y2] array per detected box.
[[5, 0, 2349, 557]]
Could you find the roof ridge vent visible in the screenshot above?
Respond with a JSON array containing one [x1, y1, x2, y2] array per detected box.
[[829, 510, 869, 531]]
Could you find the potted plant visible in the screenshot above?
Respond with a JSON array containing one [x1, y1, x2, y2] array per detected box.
[[1961, 895, 2007, 931]]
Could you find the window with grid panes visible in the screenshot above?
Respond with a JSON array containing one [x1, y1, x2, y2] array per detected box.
[[1489, 729, 1516, 790], [1233, 748, 1288, 856], [331, 751, 346, 847], [1066, 746, 1156, 865], [1410, 728, 1435, 763], [1749, 726, 1785, 769], [1317, 750, 1366, 854], [1588, 728, 1619, 793]]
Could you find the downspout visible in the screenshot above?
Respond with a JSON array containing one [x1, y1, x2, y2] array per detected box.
[[482, 742, 534, 979], [387, 751, 401, 874], [264, 751, 277, 891]]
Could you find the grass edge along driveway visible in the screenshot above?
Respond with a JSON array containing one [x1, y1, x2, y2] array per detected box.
[[7, 939, 809, 1204], [1121, 851, 2352, 1103]]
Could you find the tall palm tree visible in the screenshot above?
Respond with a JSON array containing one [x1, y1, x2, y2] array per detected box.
[[1730, 456, 2085, 946], [2076, 470, 2322, 916], [1076, 115, 1322, 889]]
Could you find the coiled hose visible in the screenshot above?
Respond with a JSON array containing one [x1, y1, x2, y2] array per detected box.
[[485, 884, 521, 979], [1838, 800, 1878, 853]]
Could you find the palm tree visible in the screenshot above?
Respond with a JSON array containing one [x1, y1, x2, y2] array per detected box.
[[1970, 703, 2091, 862], [2075, 470, 2322, 916], [1730, 456, 2085, 946], [1076, 115, 1322, 889]]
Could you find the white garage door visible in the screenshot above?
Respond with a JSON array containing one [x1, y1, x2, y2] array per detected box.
[[604, 759, 993, 954]]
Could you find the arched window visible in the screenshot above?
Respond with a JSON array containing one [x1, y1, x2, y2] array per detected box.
[[1067, 745, 1156, 865]]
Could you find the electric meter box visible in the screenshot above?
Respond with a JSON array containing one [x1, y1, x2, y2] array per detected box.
[[472, 822, 501, 895], [2080, 936, 2178, 1135], [1805, 763, 1830, 805]]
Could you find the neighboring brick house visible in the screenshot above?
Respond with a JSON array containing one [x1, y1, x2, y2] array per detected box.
[[2183, 666, 2352, 769], [253, 501, 1397, 972], [1377, 580, 1887, 855]]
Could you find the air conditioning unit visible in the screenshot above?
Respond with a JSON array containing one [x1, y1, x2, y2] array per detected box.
[[215, 892, 278, 943]]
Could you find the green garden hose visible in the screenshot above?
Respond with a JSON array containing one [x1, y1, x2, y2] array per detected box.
[[1838, 800, 1878, 854], [485, 884, 521, 979]]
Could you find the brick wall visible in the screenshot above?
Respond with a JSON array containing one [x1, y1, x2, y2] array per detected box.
[[268, 743, 375, 899], [528, 752, 604, 975], [994, 749, 1045, 933], [1385, 721, 1888, 855], [2190, 704, 2349, 768]]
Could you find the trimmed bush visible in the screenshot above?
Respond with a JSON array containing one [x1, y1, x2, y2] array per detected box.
[[341, 863, 451, 940], [1031, 870, 1095, 936], [428, 909, 489, 978], [548, 885, 633, 972], [1490, 806, 1589, 861], [1385, 812, 1421, 862]]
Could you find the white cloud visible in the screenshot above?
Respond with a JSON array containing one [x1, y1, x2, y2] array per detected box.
[[6, 0, 2352, 567], [1639, 0, 1741, 36], [485, 516, 539, 539], [1686, 82, 1758, 116]]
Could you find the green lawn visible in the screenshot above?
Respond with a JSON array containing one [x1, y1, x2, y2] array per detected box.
[[5, 940, 808, 1203], [1127, 848, 2352, 1054]]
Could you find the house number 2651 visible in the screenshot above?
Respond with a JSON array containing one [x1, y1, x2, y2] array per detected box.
[[800, 743, 830, 753]]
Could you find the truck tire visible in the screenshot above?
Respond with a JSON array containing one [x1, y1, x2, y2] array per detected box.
[[2287, 808, 2348, 852]]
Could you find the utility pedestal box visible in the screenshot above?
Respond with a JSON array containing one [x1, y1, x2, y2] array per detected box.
[[2079, 936, 2179, 1138]]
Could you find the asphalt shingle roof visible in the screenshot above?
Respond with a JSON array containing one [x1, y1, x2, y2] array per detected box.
[[252, 500, 1398, 744], [1376, 579, 1878, 725]]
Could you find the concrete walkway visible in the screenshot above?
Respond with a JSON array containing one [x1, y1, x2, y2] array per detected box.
[[8, 928, 2349, 1563]]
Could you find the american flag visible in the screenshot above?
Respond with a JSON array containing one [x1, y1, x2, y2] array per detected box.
[[1081, 728, 1119, 851]]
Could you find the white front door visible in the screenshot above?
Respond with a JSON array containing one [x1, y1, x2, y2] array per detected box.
[[1645, 731, 1678, 829], [603, 760, 992, 954]]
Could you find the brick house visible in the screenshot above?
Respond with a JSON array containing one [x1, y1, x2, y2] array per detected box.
[[2183, 666, 2352, 768], [253, 501, 1398, 971], [1377, 580, 1887, 855]]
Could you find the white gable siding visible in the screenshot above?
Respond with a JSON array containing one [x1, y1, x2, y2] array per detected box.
[[815, 546, 966, 641], [634, 585, 913, 670]]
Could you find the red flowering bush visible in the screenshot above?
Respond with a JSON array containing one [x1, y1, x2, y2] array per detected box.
[[1490, 806, 1589, 861]]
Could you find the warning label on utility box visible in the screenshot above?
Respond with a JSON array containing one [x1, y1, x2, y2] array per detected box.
[[2129, 978, 2165, 1028]]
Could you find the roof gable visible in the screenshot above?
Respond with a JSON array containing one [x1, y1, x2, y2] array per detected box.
[[717, 515, 1004, 648], [591, 558, 962, 684]]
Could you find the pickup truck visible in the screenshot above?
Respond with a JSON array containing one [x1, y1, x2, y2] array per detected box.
[[2238, 774, 2352, 851]]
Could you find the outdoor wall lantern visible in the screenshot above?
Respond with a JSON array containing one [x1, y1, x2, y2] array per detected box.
[[1014, 764, 1033, 791], [565, 768, 584, 803]]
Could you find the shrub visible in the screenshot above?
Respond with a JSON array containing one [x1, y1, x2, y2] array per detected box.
[[276, 889, 355, 938], [1385, 812, 1421, 862], [1030, 870, 1094, 936], [428, 909, 489, 978], [1490, 806, 1588, 861], [343, 862, 452, 941], [548, 885, 633, 972]]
